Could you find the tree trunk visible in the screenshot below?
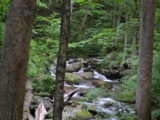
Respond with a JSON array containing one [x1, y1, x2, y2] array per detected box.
[[0, 0, 36, 120], [136, 0, 156, 120], [23, 80, 34, 120], [53, 0, 71, 120]]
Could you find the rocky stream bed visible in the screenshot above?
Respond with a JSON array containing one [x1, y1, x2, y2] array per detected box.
[[29, 58, 135, 120]]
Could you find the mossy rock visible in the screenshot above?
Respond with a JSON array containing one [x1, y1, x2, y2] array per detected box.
[[88, 108, 97, 115], [65, 73, 83, 84], [93, 80, 106, 87], [76, 110, 93, 120]]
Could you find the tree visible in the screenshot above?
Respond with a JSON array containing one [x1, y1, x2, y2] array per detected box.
[[0, 0, 36, 119], [136, 0, 156, 120], [53, 0, 71, 120]]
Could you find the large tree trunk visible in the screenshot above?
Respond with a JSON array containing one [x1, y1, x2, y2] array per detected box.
[[53, 0, 71, 120], [136, 0, 156, 120], [0, 0, 36, 120]]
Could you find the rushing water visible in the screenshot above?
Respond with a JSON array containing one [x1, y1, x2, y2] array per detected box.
[[49, 58, 134, 120], [93, 70, 112, 82], [73, 84, 95, 89]]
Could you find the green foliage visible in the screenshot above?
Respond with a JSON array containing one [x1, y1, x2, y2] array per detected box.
[[115, 73, 137, 102], [70, 14, 139, 59], [112, 55, 138, 102], [28, 13, 60, 93], [0, 23, 5, 51], [32, 74, 55, 93], [0, 0, 8, 55], [83, 88, 106, 102], [152, 53, 160, 96], [118, 112, 136, 120], [114, 52, 160, 103], [0, 0, 9, 18], [37, 0, 48, 8], [98, 110, 136, 120], [152, 108, 160, 120]]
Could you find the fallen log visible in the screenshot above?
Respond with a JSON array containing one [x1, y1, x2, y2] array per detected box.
[[49, 88, 79, 105], [64, 88, 79, 104]]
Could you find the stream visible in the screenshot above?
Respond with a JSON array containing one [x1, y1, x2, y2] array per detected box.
[[31, 58, 135, 120], [56, 58, 135, 120]]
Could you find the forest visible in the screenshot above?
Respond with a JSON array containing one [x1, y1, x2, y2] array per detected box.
[[0, 0, 159, 120]]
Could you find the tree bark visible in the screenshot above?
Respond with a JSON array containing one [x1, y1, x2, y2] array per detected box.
[[53, 0, 71, 120], [23, 80, 34, 120], [136, 0, 156, 120], [0, 0, 36, 120]]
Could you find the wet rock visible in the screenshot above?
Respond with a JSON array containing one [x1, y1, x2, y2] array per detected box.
[[87, 58, 102, 69], [104, 102, 115, 107], [31, 96, 52, 111], [93, 80, 106, 87], [97, 98, 116, 106], [77, 72, 94, 79], [84, 67, 92, 72], [79, 92, 87, 97], [67, 58, 78, 64], [88, 108, 97, 115], [100, 69, 121, 80], [76, 110, 93, 120], [77, 58, 88, 64], [63, 105, 82, 120], [64, 85, 77, 93], [66, 62, 83, 72], [65, 73, 84, 84]]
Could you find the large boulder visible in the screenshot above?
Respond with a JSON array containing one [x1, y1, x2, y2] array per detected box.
[[100, 68, 121, 80], [87, 58, 102, 69], [77, 72, 94, 79], [76, 110, 93, 120], [66, 62, 82, 72], [77, 58, 88, 64], [65, 73, 84, 84], [92, 80, 106, 87]]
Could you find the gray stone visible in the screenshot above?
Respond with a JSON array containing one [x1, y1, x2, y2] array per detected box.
[[66, 62, 83, 72], [77, 72, 94, 79]]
